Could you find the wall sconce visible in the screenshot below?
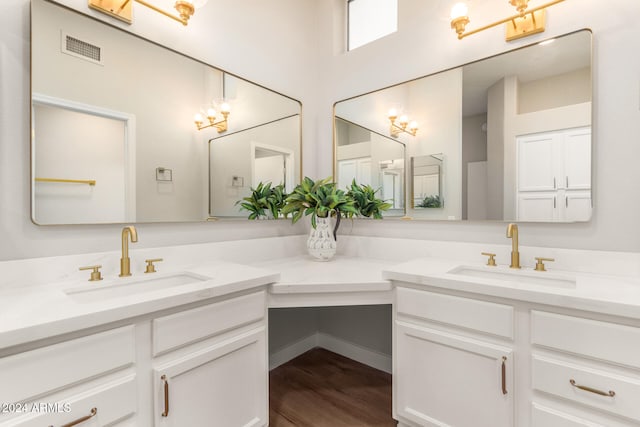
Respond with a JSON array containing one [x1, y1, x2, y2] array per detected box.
[[88, 0, 207, 26], [450, 0, 565, 41], [388, 109, 418, 138], [194, 102, 231, 132]]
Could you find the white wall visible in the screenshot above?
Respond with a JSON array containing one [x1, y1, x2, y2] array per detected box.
[[317, 0, 640, 252]]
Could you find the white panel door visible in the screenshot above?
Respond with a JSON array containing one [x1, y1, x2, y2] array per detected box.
[[564, 192, 592, 222], [518, 133, 560, 191], [395, 321, 513, 427], [517, 192, 558, 221], [337, 159, 357, 190], [154, 328, 267, 427]]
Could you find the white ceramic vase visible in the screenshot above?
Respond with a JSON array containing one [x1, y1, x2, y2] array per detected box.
[[306, 216, 336, 261]]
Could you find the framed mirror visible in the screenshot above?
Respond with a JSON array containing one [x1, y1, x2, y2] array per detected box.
[[31, 0, 301, 225], [334, 30, 592, 223]]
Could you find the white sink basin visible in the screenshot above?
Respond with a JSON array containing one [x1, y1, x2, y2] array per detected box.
[[447, 265, 576, 288], [65, 272, 210, 303]]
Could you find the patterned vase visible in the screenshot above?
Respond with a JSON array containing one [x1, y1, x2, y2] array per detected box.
[[306, 216, 336, 261]]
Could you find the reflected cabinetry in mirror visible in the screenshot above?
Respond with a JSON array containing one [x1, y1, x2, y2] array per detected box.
[[334, 30, 592, 223], [31, 0, 301, 225]]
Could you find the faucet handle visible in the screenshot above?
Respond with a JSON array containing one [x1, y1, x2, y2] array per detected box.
[[145, 258, 163, 274], [534, 257, 555, 272], [481, 252, 497, 266], [79, 265, 103, 281]]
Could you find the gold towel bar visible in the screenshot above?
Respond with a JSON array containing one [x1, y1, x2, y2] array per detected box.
[[35, 178, 96, 186]]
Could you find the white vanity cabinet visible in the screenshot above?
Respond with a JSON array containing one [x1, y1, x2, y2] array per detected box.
[[151, 291, 268, 427], [530, 310, 640, 427], [394, 287, 515, 427], [0, 326, 138, 426], [0, 289, 269, 427]]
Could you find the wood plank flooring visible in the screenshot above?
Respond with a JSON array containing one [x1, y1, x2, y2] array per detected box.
[[269, 348, 396, 427]]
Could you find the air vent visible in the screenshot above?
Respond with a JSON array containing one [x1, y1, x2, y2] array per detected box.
[[61, 32, 104, 65]]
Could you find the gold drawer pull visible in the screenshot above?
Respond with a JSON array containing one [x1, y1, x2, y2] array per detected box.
[[570, 379, 615, 397], [501, 356, 508, 395], [161, 375, 170, 417], [59, 407, 97, 427]]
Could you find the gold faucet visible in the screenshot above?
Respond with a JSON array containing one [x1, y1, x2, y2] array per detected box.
[[506, 223, 521, 269], [119, 225, 138, 277]]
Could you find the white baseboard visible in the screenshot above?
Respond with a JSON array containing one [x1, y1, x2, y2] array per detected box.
[[269, 333, 318, 370], [269, 332, 392, 374], [317, 332, 392, 374]]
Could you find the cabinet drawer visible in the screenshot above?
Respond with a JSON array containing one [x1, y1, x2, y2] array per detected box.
[[532, 355, 640, 422], [396, 287, 514, 339], [532, 403, 605, 427], [5, 375, 137, 427], [153, 290, 266, 355], [0, 326, 135, 405], [531, 311, 640, 368]]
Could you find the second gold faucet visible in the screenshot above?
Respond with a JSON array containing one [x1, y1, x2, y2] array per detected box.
[[506, 223, 520, 269], [120, 225, 138, 277]]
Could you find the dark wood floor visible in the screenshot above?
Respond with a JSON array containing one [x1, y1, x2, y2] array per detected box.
[[269, 348, 396, 427]]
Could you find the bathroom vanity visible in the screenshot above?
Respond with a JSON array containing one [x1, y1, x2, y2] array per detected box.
[[1, 235, 639, 426]]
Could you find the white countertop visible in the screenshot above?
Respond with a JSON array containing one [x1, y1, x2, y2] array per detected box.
[[0, 260, 279, 350], [384, 258, 640, 319], [2, 234, 640, 350]]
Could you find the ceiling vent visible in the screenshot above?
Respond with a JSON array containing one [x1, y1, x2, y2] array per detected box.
[[61, 32, 103, 65]]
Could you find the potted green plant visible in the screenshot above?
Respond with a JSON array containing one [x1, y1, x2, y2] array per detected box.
[[416, 194, 442, 208], [282, 177, 358, 261], [237, 182, 288, 219], [346, 180, 392, 219]]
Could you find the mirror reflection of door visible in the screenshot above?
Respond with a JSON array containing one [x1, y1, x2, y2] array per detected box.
[[411, 155, 443, 209], [32, 96, 135, 224], [252, 144, 294, 192]]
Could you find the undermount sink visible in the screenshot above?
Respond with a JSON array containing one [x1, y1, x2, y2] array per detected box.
[[447, 265, 576, 288], [65, 272, 210, 303]]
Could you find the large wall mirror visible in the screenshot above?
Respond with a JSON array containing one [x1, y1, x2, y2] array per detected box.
[[334, 30, 592, 223], [31, 0, 301, 225]]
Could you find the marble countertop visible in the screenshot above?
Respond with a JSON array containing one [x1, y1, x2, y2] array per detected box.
[[384, 258, 640, 320], [0, 260, 279, 349]]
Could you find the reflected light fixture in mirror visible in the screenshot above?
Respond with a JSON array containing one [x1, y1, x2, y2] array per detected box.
[[88, 0, 208, 26], [450, 0, 565, 41], [388, 109, 418, 138], [194, 102, 231, 132]]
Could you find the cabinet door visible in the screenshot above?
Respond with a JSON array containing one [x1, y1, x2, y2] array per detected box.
[[517, 192, 558, 221], [563, 127, 591, 190], [395, 321, 513, 427], [563, 192, 591, 222], [153, 327, 267, 427], [518, 132, 560, 191]]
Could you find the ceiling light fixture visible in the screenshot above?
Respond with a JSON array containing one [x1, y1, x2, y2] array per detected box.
[[89, 0, 208, 26], [450, 0, 565, 41]]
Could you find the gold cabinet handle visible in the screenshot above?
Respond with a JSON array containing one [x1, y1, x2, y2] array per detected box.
[[79, 265, 103, 281], [145, 258, 163, 274], [161, 375, 170, 417], [501, 356, 508, 395], [481, 252, 497, 266], [570, 379, 615, 397], [534, 257, 555, 272], [59, 407, 97, 427]]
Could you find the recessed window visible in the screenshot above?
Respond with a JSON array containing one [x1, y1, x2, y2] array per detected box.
[[348, 0, 398, 51]]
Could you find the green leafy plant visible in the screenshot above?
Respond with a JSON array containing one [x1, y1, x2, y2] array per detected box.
[[416, 194, 442, 208], [281, 177, 358, 237], [346, 180, 392, 219], [237, 182, 288, 219]]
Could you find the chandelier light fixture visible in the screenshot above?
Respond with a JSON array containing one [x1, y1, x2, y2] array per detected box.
[[450, 0, 566, 41], [89, 0, 208, 26]]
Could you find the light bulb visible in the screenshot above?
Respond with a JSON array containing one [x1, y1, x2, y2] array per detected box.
[[408, 121, 418, 131], [399, 115, 409, 126], [388, 108, 398, 118], [450, 2, 468, 19], [206, 108, 216, 119], [194, 113, 203, 123], [220, 102, 231, 114]]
